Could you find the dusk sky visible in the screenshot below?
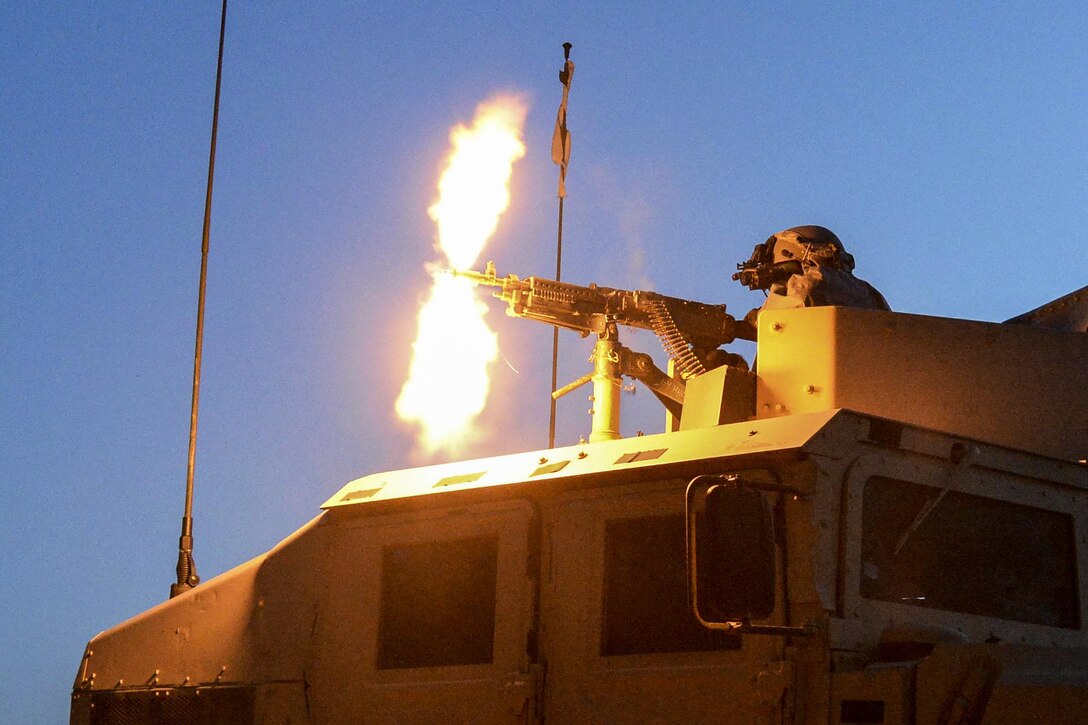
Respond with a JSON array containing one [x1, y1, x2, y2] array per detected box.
[[3, 3, 1086, 721]]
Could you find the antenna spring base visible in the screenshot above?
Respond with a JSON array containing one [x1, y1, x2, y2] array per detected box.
[[170, 528, 200, 598]]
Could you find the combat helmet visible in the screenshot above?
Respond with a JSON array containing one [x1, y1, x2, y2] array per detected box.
[[733, 224, 855, 290]]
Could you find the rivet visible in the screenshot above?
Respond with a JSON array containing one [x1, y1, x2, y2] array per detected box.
[[538, 457, 548, 464], [772, 322, 783, 332], [577, 451, 587, 459], [805, 384, 817, 394], [748, 430, 758, 437]]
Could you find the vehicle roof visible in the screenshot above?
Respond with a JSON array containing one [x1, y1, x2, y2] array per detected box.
[[322, 409, 842, 510]]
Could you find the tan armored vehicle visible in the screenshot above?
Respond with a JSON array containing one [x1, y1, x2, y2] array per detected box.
[[72, 239, 1088, 723]]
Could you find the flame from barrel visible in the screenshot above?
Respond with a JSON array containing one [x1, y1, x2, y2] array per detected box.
[[395, 96, 528, 455]]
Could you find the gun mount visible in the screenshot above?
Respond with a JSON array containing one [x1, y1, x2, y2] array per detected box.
[[455, 262, 754, 441]]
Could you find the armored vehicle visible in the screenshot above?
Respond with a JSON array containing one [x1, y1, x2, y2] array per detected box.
[[71, 269, 1088, 723]]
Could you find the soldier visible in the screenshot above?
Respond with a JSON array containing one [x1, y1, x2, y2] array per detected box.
[[734, 225, 889, 336]]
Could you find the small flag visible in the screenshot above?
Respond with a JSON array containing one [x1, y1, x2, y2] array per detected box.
[[551, 57, 574, 198]]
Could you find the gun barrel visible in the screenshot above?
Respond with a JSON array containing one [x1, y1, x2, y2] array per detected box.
[[450, 267, 501, 287]]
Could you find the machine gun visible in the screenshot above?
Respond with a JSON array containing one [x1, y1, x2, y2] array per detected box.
[[454, 262, 754, 441]]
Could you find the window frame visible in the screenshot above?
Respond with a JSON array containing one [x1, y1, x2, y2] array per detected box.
[[840, 451, 1087, 645], [542, 479, 776, 674], [315, 498, 536, 690], [538, 478, 787, 724]]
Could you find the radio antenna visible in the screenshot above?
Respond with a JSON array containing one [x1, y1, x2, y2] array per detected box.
[[549, 41, 574, 448], [171, 0, 228, 599]]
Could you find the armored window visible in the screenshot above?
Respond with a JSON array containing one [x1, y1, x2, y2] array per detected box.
[[601, 514, 741, 655], [378, 535, 498, 669], [860, 476, 1079, 629]]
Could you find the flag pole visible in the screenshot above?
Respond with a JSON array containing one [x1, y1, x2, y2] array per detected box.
[[549, 42, 574, 449], [171, 0, 227, 599]]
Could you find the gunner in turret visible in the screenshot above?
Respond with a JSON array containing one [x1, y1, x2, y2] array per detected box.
[[733, 225, 889, 335]]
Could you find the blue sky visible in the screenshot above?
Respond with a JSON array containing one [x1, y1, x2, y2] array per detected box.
[[2, 3, 1086, 721]]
